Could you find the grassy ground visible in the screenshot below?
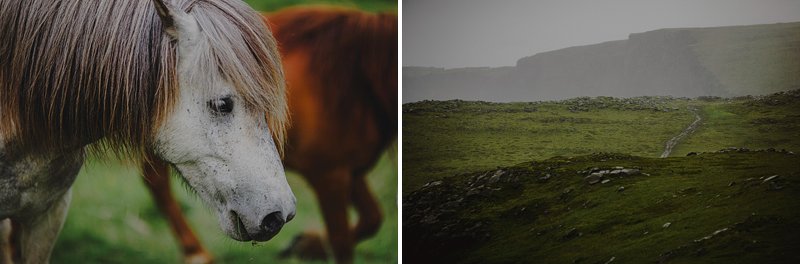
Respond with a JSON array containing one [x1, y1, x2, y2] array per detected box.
[[402, 90, 800, 263], [403, 91, 800, 192], [403, 97, 694, 192], [52, 148, 397, 263], [673, 94, 800, 156], [405, 151, 800, 263]]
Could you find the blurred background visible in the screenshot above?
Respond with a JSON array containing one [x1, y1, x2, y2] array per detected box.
[[51, 0, 397, 263]]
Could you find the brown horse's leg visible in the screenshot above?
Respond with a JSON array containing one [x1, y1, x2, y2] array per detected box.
[[351, 175, 382, 241], [308, 168, 355, 264], [141, 159, 213, 264]]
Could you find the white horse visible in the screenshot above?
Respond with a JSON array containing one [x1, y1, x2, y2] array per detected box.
[[0, 0, 296, 262]]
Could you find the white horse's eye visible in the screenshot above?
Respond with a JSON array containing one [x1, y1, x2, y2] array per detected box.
[[209, 97, 234, 114]]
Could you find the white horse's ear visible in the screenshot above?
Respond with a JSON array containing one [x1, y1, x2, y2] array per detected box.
[[152, 0, 178, 38]]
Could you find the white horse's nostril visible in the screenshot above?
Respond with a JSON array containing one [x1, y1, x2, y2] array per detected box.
[[254, 211, 285, 241], [286, 211, 296, 222], [229, 210, 253, 241]]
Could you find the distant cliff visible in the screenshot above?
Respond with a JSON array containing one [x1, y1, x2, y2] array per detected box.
[[403, 22, 800, 102]]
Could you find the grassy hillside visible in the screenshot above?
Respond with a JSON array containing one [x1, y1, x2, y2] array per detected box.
[[404, 150, 800, 263], [403, 90, 800, 263], [403, 97, 693, 191], [403, 90, 800, 192], [674, 92, 800, 156]]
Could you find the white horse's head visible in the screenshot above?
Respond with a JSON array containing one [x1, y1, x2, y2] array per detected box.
[[150, 0, 295, 242]]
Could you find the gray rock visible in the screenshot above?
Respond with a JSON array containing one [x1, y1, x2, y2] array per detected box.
[[762, 175, 779, 184], [488, 170, 506, 184], [423, 181, 443, 188], [585, 173, 603, 185], [538, 173, 552, 182], [694, 227, 729, 243], [621, 169, 641, 175]]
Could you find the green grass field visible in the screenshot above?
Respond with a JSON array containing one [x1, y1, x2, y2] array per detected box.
[[403, 92, 800, 192], [403, 90, 800, 263], [50, 1, 397, 263], [405, 151, 800, 263], [403, 97, 693, 192], [52, 148, 396, 263]]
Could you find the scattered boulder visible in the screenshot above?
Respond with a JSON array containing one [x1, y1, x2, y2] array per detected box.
[[538, 173, 552, 182], [488, 170, 506, 184], [585, 173, 603, 185], [582, 167, 643, 185], [761, 175, 779, 184], [423, 181, 443, 188], [693, 228, 729, 243], [716, 147, 751, 153]]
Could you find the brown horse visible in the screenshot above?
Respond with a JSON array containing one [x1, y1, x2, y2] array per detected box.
[[140, 6, 397, 264]]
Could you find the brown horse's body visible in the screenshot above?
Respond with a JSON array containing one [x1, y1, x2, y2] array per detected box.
[[142, 6, 397, 263]]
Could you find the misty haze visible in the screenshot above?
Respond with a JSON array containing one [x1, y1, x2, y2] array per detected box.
[[403, 0, 800, 102]]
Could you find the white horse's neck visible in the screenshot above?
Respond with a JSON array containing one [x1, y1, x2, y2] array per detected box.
[[0, 136, 84, 220], [0, 132, 83, 262]]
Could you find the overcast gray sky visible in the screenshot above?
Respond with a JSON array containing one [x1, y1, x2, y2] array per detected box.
[[403, 0, 800, 68]]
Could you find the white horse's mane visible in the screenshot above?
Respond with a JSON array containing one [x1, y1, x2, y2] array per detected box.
[[0, 0, 287, 155]]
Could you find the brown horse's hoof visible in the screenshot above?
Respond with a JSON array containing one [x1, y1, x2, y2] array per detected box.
[[279, 231, 329, 261], [184, 251, 214, 264]]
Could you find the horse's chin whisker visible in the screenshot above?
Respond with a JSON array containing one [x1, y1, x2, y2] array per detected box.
[[229, 210, 252, 241]]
